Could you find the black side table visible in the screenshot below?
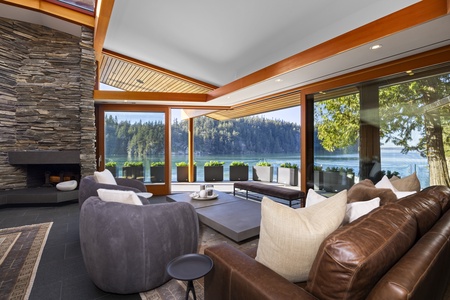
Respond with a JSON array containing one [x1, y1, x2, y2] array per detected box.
[[166, 253, 213, 300]]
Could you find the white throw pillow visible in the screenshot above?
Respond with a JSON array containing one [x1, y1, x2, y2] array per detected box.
[[394, 191, 417, 199], [305, 189, 327, 207], [376, 175, 416, 199], [97, 188, 142, 205], [375, 175, 397, 191], [255, 190, 347, 282], [344, 197, 380, 224], [94, 169, 117, 185]]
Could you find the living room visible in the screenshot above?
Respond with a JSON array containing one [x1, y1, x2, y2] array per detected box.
[[1, 1, 450, 299]]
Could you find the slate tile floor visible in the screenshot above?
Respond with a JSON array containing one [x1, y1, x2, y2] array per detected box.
[[0, 196, 166, 300]]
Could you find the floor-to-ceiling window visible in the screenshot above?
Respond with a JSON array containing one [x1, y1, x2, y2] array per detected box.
[[378, 71, 450, 188], [104, 111, 165, 183], [311, 68, 450, 192], [313, 90, 360, 192]]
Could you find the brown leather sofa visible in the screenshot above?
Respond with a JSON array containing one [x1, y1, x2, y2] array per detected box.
[[204, 185, 450, 300]]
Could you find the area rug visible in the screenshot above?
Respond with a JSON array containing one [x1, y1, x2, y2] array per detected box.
[[140, 223, 259, 300], [0, 222, 53, 300]]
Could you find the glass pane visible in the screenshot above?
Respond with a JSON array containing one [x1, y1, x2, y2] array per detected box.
[[313, 93, 360, 192], [171, 109, 300, 183], [379, 72, 450, 188], [104, 111, 165, 184]]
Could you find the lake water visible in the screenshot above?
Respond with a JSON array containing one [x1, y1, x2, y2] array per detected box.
[[107, 147, 430, 187]]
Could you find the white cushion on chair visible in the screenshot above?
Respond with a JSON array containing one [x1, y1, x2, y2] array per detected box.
[[94, 169, 117, 185], [97, 188, 142, 205]]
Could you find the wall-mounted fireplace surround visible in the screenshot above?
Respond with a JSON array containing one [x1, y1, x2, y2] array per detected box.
[[0, 16, 97, 202]]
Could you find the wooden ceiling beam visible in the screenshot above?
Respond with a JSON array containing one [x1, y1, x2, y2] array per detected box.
[[0, 0, 94, 27], [301, 45, 450, 95], [94, 0, 114, 63], [94, 90, 209, 102], [206, 0, 449, 101]]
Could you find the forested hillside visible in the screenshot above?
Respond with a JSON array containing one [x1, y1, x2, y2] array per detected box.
[[105, 115, 301, 157]]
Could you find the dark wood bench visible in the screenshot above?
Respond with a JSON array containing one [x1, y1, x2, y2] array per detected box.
[[233, 181, 305, 207]]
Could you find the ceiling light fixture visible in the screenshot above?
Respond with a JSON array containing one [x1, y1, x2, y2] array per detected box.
[[369, 44, 382, 50], [275, 78, 283, 82], [406, 70, 415, 76]]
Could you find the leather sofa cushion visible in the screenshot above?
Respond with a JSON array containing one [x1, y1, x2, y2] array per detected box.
[[396, 189, 442, 237], [424, 185, 450, 212], [347, 179, 397, 205], [368, 209, 450, 300], [306, 203, 417, 300]]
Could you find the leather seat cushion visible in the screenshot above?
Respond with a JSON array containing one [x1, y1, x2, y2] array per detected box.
[[306, 203, 417, 300]]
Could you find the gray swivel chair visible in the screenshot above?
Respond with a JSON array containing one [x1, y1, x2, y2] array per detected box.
[[79, 196, 199, 294], [78, 175, 149, 207]]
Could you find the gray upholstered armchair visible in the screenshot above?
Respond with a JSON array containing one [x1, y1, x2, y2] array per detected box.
[[79, 196, 199, 294], [78, 175, 149, 207]]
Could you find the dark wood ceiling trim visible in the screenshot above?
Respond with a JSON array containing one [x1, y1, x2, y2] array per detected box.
[[102, 49, 218, 90], [94, 0, 114, 63], [0, 0, 95, 27], [94, 90, 209, 102], [206, 0, 449, 101], [301, 44, 450, 95]]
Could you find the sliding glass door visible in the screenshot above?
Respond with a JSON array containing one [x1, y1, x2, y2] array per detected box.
[[97, 105, 171, 195]]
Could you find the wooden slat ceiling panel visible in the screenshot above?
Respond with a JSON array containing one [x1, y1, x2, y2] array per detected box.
[[100, 54, 213, 94], [207, 92, 301, 121]]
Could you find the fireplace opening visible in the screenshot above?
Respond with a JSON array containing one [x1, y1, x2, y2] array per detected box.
[[8, 150, 81, 188], [27, 164, 81, 188]]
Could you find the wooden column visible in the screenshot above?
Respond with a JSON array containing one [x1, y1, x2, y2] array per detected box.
[[300, 92, 315, 193], [359, 84, 381, 180], [188, 118, 195, 182]]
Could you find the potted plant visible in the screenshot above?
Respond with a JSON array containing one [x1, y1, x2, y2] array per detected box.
[[204, 161, 224, 182], [175, 161, 197, 182], [105, 161, 117, 177], [313, 165, 324, 190], [150, 161, 165, 183], [278, 162, 298, 186], [323, 166, 354, 192], [323, 166, 341, 192], [253, 161, 273, 182], [122, 161, 144, 181], [229, 161, 249, 181]]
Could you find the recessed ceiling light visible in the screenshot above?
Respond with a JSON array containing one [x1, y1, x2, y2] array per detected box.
[[275, 78, 283, 82], [370, 44, 382, 50], [406, 70, 415, 76]]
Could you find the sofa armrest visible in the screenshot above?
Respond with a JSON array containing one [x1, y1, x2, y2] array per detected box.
[[204, 243, 317, 300]]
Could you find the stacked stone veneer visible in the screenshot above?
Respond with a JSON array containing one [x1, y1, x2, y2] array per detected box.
[[0, 17, 96, 190]]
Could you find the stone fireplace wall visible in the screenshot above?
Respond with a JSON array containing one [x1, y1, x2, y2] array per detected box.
[[0, 17, 97, 190]]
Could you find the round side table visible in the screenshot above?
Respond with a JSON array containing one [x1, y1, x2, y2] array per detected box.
[[166, 253, 213, 300]]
